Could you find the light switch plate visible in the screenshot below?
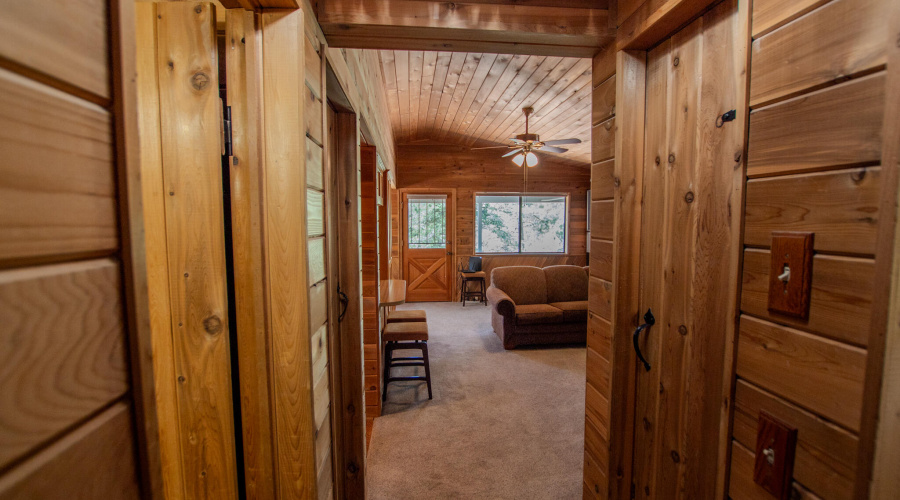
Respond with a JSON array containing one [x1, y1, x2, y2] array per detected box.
[[767, 232, 814, 319], [753, 411, 798, 499]]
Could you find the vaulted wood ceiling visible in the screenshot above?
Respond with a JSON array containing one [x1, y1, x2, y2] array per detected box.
[[378, 50, 593, 166]]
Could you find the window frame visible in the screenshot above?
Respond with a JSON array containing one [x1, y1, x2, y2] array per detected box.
[[474, 192, 569, 255]]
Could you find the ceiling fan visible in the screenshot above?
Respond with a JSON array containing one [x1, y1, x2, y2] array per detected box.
[[472, 106, 582, 167]]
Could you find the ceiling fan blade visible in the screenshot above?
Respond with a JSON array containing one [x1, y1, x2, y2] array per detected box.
[[539, 145, 568, 153], [470, 145, 515, 150], [501, 148, 524, 158], [542, 138, 582, 146]]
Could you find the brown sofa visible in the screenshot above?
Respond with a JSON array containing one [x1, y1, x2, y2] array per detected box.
[[486, 265, 589, 349]]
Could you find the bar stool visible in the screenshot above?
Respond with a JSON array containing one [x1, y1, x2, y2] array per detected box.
[[382, 321, 432, 401], [386, 309, 427, 323], [460, 271, 487, 306]]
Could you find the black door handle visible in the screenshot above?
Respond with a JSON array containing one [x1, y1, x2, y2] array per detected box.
[[633, 308, 655, 372], [338, 285, 349, 322]]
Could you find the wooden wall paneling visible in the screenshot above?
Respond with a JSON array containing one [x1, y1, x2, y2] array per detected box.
[[223, 9, 277, 499], [857, 2, 900, 496], [736, 315, 867, 432], [750, 0, 831, 38], [590, 239, 614, 282], [591, 159, 616, 200], [590, 200, 615, 240], [593, 42, 617, 87], [741, 249, 874, 347], [306, 85, 324, 143], [309, 237, 327, 285], [151, 4, 240, 498], [360, 146, 381, 422], [744, 167, 881, 256], [0, 403, 140, 499], [591, 118, 616, 163], [261, 9, 318, 499], [0, 260, 128, 469], [0, 69, 117, 265], [307, 137, 325, 190], [0, 0, 110, 102], [308, 188, 326, 237], [728, 441, 819, 500], [332, 111, 366, 499], [305, 35, 322, 99], [747, 73, 884, 178], [111, 0, 164, 495], [733, 380, 857, 499], [605, 49, 646, 500], [749, 0, 887, 107], [591, 75, 616, 126]]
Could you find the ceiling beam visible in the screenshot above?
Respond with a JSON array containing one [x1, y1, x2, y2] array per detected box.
[[318, 0, 614, 58], [218, 0, 299, 10]]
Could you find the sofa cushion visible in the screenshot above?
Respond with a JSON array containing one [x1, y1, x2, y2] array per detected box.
[[515, 304, 564, 325], [491, 266, 547, 305], [549, 301, 588, 323], [543, 265, 589, 303]]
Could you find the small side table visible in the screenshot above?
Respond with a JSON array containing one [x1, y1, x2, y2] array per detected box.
[[460, 271, 487, 306]]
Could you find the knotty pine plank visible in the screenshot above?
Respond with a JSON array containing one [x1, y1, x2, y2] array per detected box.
[[592, 75, 616, 125], [587, 312, 613, 359], [0, 68, 117, 264], [737, 315, 866, 432], [744, 167, 881, 256], [0, 403, 140, 500], [0, 260, 128, 469], [749, 0, 887, 107], [588, 277, 612, 319], [747, 73, 884, 177], [591, 118, 615, 163], [750, 0, 831, 38], [590, 239, 614, 282], [592, 160, 616, 200], [0, 0, 110, 101]]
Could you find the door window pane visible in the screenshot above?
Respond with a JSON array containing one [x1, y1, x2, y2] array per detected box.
[[408, 196, 446, 249]]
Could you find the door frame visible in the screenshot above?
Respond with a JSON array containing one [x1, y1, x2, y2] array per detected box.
[[604, 3, 751, 499], [399, 188, 457, 301]]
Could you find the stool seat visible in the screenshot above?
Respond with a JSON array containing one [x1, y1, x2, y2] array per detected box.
[[460, 271, 486, 278], [386, 309, 427, 323], [383, 321, 428, 342]]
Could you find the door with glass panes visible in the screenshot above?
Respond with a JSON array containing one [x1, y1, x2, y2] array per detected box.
[[402, 192, 453, 301]]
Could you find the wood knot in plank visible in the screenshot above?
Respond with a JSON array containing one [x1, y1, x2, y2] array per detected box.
[[851, 168, 867, 183], [191, 72, 211, 91], [194, 4, 203, 14], [204, 315, 223, 335]]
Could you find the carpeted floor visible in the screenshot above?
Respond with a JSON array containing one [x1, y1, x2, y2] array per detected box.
[[366, 302, 586, 499]]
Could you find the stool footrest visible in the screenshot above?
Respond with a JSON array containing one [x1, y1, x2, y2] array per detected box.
[[389, 362, 424, 368], [387, 376, 428, 382]]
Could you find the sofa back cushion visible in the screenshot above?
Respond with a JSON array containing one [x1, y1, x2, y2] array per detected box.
[[543, 265, 589, 303], [490, 266, 547, 305]]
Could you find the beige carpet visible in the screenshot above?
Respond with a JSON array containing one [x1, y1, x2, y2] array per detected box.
[[366, 302, 586, 499]]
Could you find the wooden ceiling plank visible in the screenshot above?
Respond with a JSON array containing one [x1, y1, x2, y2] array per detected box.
[[437, 52, 487, 140], [487, 57, 584, 145], [318, 0, 613, 38], [467, 55, 547, 142], [407, 51, 424, 140], [440, 53, 498, 141], [323, 34, 602, 58], [417, 51, 438, 141], [424, 52, 453, 136], [379, 50, 402, 143], [431, 52, 468, 138], [475, 56, 563, 145], [447, 53, 514, 142], [461, 54, 531, 146], [394, 50, 410, 142], [512, 63, 594, 141]]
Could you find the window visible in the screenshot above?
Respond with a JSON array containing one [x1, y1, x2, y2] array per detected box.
[[475, 194, 567, 254], [407, 195, 447, 249]]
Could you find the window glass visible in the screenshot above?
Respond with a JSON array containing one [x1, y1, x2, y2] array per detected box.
[[407, 197, 447, 249], [475, 194, 566, 254]]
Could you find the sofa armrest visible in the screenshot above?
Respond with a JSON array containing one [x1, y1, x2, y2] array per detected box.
[[487, 286, 516, 317]]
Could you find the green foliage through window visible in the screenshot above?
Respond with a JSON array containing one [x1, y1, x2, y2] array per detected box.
[[476, 194, 566, 254], [408, 197, 447, 249]]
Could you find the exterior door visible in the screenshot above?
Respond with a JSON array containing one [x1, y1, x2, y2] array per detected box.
[[402, 192, 453, 302], [631, 1, 745, 498]]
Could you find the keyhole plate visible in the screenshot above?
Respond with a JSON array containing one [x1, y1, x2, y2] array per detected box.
[[767, 232, 814, 319]]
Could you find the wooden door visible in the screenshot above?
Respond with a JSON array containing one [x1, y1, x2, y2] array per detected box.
[[402, 192, 453, 302], [136, 3, 240, 499], [630, 1, 745, 498]]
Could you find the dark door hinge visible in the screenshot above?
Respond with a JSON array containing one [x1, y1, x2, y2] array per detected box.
[[223, 105, 233, 157]]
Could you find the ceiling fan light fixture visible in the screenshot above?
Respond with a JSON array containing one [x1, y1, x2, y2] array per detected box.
[[525, 152, 538, 167], [511, 153, 526, 167]]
